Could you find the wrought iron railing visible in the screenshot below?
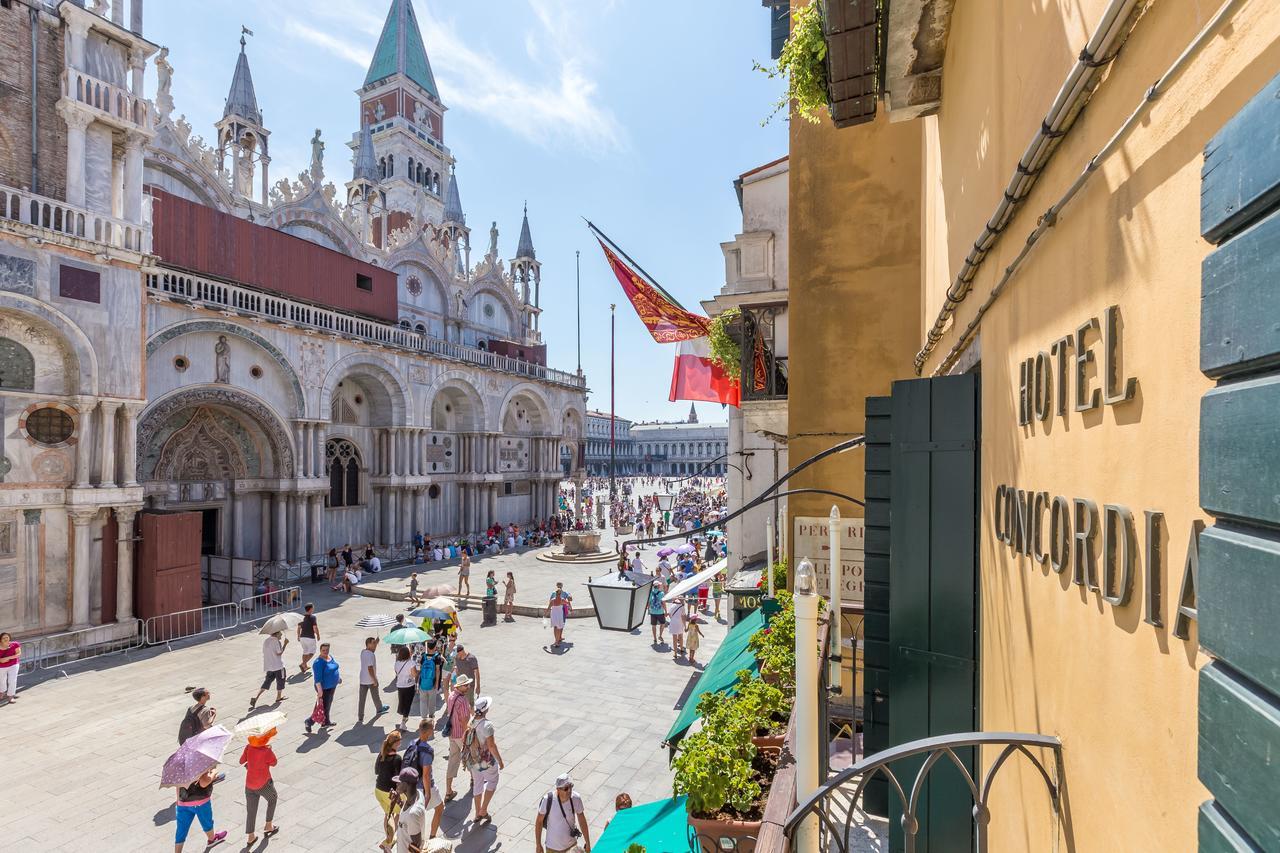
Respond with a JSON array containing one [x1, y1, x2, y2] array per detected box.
[[146, 268, 586, 390], [738, 306, 788, 401], [784, 731, 1064, 853]]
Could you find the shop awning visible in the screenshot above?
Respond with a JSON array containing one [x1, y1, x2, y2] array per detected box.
[[664, 607, 766, 745], [595, 796, 690, 852]]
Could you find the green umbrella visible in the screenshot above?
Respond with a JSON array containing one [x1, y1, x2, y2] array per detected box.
[[383, 626, 431, 645], [595, 796, 691, 852]]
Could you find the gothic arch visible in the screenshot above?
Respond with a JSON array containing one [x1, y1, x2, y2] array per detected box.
[[146, 319, 304, 416], [495, 383, 553, 435], [268, 209, 364, 258], [0, 292, 97, 395], [391, 257, 450, 314], [424, 371, 486, 432], [466, 283, 520, 331], [137, 385, 296, 480], [319, 352, 410, 426]]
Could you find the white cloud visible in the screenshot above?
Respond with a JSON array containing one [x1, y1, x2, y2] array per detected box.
[[277, 0, 624, 155]]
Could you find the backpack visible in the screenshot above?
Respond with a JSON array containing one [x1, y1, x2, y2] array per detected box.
[[462, 720, 493, 770], [178, 704, 203, 745], [418, 655, 438, 691]]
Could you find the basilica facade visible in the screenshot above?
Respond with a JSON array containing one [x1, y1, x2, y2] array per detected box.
[[0, 0, 586, 642]]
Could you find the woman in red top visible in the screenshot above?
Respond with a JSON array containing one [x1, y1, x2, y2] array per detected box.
[[0, 632, 19, 703], [239, 728, 281, 846]]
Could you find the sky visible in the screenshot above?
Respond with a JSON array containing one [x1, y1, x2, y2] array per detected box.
[[145, 0, 787, 425]]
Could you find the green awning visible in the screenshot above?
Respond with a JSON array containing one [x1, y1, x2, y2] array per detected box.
[[596, 796, 690, 853], [664, 608, 766, 745]]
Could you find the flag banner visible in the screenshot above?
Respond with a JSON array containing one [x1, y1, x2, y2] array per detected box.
[[669, 336, 740, 406], [593, 235, 709, 343]]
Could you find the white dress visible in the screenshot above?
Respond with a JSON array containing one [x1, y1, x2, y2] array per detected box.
[[549, 593, 571, 629], [668, 603, 686, 637]]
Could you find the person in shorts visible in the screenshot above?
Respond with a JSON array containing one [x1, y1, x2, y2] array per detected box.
[[402, 719, 445, 839], [457, 551, 471, 597], [648, 584, 667, 645], [464, 696, 503, 826], [534, 774, 590, 853], [297, 603, 319, 675], [249, 630, 288, 709]]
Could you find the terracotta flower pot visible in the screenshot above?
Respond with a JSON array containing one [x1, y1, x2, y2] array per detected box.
[[751, 733, 785, 753], [688, 814, 760, 853]]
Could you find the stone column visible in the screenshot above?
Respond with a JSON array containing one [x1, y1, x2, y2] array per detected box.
[[73, 398, 95, 488], [70, 508, 96, 627], [401, 488, 413, 542], [120, 404, 139, 487], [259, 494, 272, 561], [60, 106, 92, 209], [388, 489, 399, 544], [487, 484, 497, 525], [130, 0, 144, 37], [293, 494, 307, 559], [124, 131, 145, 222], [380, 488, 392, 545], [110, 147, 125, 219], [111, 0, 124, 25], [309, 494, 324, 556], [98, 401, 121, 488], [412, 488, 424, 535], [67, 16, 89, 68], [230, 490, 243, 558], [260, 154, 271, 207], [459, 483, 470, 535], [114, 506, 139, 621], [273, 493, 287, 562], [22, 510, 41, 626]]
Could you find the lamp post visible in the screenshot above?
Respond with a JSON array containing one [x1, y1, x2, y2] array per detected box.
[[828, 505, 842, 691], [793, 557, 820, 853], [656, 491, 674, 535]]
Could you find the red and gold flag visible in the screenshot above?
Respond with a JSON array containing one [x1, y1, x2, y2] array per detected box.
[[595, 237, 709, 343]]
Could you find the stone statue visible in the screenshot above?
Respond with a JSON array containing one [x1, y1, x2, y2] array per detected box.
[[455, 290, 468, 317], [309, 128, 325, 180], [214, 335, 230, 383], [488, 221, 499, 260], [155, 47, 174, 123], [413, 101, 428, 127]]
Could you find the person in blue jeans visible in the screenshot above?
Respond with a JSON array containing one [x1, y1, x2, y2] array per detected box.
[[175, 768, 227, 851], [306, 643, 341, 734]]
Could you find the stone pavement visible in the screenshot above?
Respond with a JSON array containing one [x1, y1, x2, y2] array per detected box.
[[1, 538, 728, 853]]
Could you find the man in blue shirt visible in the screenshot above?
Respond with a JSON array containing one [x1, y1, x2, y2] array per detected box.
[[403, 718, 445, 836], [306, 643, 341, 734]]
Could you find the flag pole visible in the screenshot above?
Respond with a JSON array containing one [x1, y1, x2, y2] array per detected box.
[[585, 220, 692, 312], [575, 250, 582, 375], [609, 303, 617, 508]]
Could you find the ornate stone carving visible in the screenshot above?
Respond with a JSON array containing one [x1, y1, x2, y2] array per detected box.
[[408, 364, 430, 385], [0, 255, 35, 297], [309, 129, 325, 182], [298, 340, 326, 389], [155, 47, 175, 123], [32, 450, 70, 483], [146, 321, 304, 411], [214, 335, 231, 382], [138, 388, 296, 478]]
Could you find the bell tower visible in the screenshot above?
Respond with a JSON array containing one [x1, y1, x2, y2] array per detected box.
[[511, 203, 542, 343], [215, 30, 270, 206]]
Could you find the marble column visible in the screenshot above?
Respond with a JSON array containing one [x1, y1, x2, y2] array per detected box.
[[412, 489, 424, 535], [120, 404, 140, 487], [380, 489, 392, 545], [22, 510, 41, 627], [400, 489, 413, 542], [314, 424, 326, 479], [273, 493, 287, 562], [259, 494, 272, 560], [293, 494, 307, 559], [60, 106, 92, 209], [111, 0, 124, 25], [73, 398, 94, 488], [114, 506, 138, 622], [111, 147, 124, 219], [460, 483, 471, 535], [123, 131, 145, 222], [70, 508, 96, 627], [487, 484, 497, 525], [388, 489, 399, 544], [230, 490, 244, 558], [98, 401, 121, 488], [309, 494, 324, 556]]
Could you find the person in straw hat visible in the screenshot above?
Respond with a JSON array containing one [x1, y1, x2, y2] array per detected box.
[[440, 673, 473, 803]]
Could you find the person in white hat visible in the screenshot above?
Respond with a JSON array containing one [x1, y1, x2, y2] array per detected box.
[[462, 696, 503, 826], [441, 674, 473, 803], [534, 773, 591, 853]]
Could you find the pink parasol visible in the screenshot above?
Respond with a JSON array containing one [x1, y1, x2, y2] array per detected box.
[[160, 724, 232, 788]]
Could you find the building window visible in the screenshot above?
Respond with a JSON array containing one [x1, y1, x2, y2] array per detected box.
[[356, 273, 373, 292], [24, 405, 74, 446], [326, 438, 362, 508], [0, 337, 35, 390]]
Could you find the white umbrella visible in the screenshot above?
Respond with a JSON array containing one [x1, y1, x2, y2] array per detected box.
[[258, 612, 303, 634], [662, 561, 724, 602], [354, 613, 398, 629], [233, 711, 287, 738], [420, 596, 457, 612]]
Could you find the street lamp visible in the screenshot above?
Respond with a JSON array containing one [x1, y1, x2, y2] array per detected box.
[[656, 491, 674, 532]]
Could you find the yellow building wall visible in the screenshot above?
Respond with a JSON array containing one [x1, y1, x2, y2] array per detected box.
[[786, 107, 922, 528], [917, 1, 1280, 851]]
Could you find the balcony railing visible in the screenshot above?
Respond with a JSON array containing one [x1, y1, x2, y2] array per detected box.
[[0, 184, 151, 254], [146, 267, 586, 390], [738, 306, 788, 401], [63, 69, 152, 130]]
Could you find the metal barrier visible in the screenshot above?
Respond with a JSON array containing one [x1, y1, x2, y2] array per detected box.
[[37, 621, 144, 673], [17, 637, 42, 676], [144, 603, 240, 647], [238, 586, 302, 625]]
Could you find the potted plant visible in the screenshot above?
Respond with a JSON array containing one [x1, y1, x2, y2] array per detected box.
[[707, 308, 743, 381], [674, 689, 765, 852], [755, 2, 829, 125], [750, 591, 798, 691], [731, 671, 791, 752]]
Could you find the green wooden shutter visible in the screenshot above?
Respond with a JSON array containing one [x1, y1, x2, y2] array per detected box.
[[863, 394, 893, 817], [887, 374, 980, 853], [1197, 70, 1280, 852]]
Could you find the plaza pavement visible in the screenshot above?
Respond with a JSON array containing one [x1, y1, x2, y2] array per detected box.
[[2, 528, 728, 853]]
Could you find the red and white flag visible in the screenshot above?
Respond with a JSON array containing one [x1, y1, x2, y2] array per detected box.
[[668, 336, 740, 406]]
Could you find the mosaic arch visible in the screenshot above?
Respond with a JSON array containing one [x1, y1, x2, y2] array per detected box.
[[425, 371, 486, 432], [498, 384, 553, 434], [146, 319, 305, 416], [0, 293, 97, 395], [137, 386, 296, 480]]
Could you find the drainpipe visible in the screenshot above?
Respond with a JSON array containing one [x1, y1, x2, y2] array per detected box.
[[30, 4, 39, 194], [828, 505, 842, 690], [793, 557, 820, 853]]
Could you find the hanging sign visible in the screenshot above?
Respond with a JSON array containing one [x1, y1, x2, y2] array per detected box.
[[792, 517, 865, 604]]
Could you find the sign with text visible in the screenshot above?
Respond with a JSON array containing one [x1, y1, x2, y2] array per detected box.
[[793, 517, 865, 604]]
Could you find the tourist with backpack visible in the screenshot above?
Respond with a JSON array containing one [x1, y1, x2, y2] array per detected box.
[[533, 774, 591, 853], [463, 696, 503, 826], [401, 719, 444, 839], [439, 674, 473, 802], [178, 687, 217, 745], [415, 638, 444, 719]]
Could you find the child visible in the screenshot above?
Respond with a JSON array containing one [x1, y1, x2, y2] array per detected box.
[[711, 571, 725, 620], [685, 616, 704, 666], [407, 573, 422, 606], [484, 570, 497, 599]]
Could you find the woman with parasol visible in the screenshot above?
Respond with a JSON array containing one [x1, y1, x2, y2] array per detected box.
[[163, 725, 233, 851], [238, 723, 281, 847]]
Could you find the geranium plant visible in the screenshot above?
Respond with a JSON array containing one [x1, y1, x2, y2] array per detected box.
[[755, 1, 829, 124], [707, 308, 742, 381], [673, 691, 760, 816]]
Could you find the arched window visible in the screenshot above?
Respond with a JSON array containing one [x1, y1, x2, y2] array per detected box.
[[387, 154, 394, 177], [415, 323, 426, 334], [418, 164, 425, 185], [379, 157, 387, 179], [0, 337, 36, 390], [408, 157, 415, 180], [326, 438, 362, 508]]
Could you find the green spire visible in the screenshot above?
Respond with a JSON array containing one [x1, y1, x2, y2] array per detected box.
[[364, 0, 439, 100]]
